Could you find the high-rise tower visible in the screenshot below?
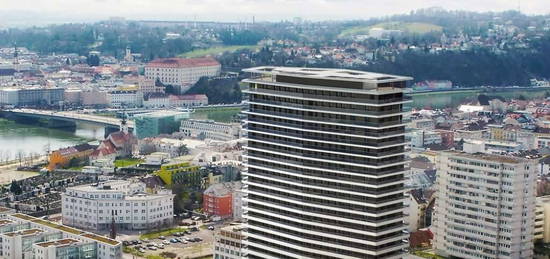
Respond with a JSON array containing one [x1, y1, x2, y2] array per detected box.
[[242, 67, 412, 259]]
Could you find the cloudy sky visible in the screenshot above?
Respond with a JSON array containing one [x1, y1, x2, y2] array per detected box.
[[1, 0, 550, 25]]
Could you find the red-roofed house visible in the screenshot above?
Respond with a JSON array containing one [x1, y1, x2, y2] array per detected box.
[[90, 131, 137, 162], [48, 144, 95, 170], [144, 57, 221, 92]]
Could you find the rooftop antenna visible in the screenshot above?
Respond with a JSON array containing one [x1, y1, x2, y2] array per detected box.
[[518, 0, 521, 13], [13, 42, 19, 73]]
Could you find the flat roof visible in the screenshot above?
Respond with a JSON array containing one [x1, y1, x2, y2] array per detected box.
[[31, 219, 85, 235], [35, 238, 80, 248], [444, 151, 528, 164], [243, 66, 413, 83], [81, 233, 119, 246], [4, 228, 43, 237]]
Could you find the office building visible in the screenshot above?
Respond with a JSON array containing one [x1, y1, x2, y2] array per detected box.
[[0, 87, 64, 107], [180, 119, 241, 141], [433, 151, 537, 259], [242, 66, 411, 258], [107, 90, 143, 108], [144, 57, 221, 92], [0, 211, 121, 259], [203, 182, 242, 219], [62, 180, 174, 231], [213, 224, 245, 259], [134, 111, 189, 139], [535, 195, 550, 243]]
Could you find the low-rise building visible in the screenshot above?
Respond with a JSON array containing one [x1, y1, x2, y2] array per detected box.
[[107, 90, 143, 108], [154, 161, 201, 186], [134, 111, 190, 139], [144, 57, 221, 91], [213, 224, 245, 259], [203, 182, 241, 219], [180, 119, 241, 141], [48, 143, 95, 171], [0, 212, 121, 259], [62, 180, 174, 231], [169, 94, 208, 107], [0, 87, 64, 107]]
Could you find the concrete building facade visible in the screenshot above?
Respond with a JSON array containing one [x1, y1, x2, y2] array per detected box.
[[433, 151, 537, 259], [62, 180, 174, 231], [242, 66, 411, 258]]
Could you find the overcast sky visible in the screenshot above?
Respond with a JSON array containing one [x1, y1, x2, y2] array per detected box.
[[1, 0, 550, 25]]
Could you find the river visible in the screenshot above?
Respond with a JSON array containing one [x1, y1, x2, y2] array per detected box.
[[0, 88, 548, 160], [0, 119, 104, 161]]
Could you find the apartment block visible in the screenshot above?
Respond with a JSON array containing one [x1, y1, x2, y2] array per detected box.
[[62, 180, 174, 231], [0, 211, 121, 259], [213, 224, 245, 259], [433, 151, 537, 259]]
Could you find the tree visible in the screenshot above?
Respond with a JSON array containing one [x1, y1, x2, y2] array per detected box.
[[10, 180, 22, 195], [177, 145, 189, 156]]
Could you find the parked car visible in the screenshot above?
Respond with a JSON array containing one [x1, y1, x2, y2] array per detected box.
[[159, 236, 166, 240], [169, 239, 178, 243], [208, 226, 215, 230], [162, 240, 170, 245]]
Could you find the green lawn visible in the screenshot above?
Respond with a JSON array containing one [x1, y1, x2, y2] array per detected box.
[[191, 107, 242, 123], [140, 227, 187, 240], [179, 45, 259, 58], [339, 22, 442, 38], [114, 158, 144, 168]]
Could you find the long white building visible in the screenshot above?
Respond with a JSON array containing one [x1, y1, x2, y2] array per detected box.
[[433, 151, 537, 259], [144, 57, 221, 92], [180, 119, 241, 141], [62, 180, 174, 231], [242, 67, 411, 258], [0, 209, 121, 259]]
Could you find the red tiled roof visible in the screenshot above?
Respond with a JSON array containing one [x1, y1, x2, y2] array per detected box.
[[146, 57, 220, 68]]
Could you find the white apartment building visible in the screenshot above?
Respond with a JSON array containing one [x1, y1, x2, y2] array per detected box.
[[62, 180, 174, 231], [107, 90, 143, 108], [180, 119, 241, 141], [213, 224, 245, 259], [0, 212, 121, 259], [433, 151, 537, 259], [411, 130, 442, 148], [144, 57, 221, 92]]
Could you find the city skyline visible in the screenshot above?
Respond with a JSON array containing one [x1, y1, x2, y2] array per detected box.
[[1, 0, 550, 26]]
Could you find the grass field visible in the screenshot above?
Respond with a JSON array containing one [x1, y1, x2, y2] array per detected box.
[[191, 107, 242, 123], [114, 158, 144, 168], [339, 22, 442, 38], [179, 45, 259, 58]]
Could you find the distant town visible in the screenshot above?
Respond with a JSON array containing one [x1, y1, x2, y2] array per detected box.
[[1, 6, 550, 259]]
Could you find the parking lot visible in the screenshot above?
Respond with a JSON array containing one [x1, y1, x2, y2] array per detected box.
[[121, 219, 219, 258]]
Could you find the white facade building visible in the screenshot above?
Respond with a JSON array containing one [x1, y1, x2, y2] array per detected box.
[[180, 119, 241, 141], [433, 151, 537, 259], [107, 90, 143, 108], [213, 224, 245, 259], [0, 211, 121, 259], [144, 57, 221, 92], [62, 180, 174, 231], [411, 130, 442, 148]]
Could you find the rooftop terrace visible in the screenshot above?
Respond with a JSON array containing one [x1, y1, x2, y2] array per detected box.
[[243, 66, 413, 83], [35, 238, 80, 248]]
